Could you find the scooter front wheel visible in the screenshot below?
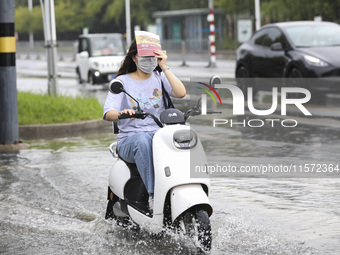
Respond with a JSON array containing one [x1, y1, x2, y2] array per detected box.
[[177, 208, 212, 253]]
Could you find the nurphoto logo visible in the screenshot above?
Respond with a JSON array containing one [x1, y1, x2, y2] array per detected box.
[[196, 82, 222, 115], [198, 80, 312, 128]]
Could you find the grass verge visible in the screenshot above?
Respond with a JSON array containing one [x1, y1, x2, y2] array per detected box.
[[17, 92, 103, 125]]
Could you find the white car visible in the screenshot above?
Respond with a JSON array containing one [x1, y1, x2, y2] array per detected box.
[[76, 33, 126, 85]]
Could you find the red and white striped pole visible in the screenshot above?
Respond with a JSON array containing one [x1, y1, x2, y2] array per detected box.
[[207, 0, 216, 67]]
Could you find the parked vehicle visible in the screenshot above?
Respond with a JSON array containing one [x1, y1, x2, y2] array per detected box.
[[105, 79, 218, 253], [76, 33, 125, 85], [236, 21, 340, 96]]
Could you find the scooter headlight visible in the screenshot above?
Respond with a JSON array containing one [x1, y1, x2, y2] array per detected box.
[[173, 130, 197, 149]]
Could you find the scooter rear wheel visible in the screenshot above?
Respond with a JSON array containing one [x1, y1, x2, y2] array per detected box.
[[177, 208, 212, 253]]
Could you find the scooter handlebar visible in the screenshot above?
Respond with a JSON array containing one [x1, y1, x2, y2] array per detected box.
[[118, 112, 146, 120], [118, 111, 163, 128], [207, 110, 222, 114]]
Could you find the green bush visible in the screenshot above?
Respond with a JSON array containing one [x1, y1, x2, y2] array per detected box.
[[17, 92, 103, 125]]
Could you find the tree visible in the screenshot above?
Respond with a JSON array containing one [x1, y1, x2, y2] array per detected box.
[[215, 0, 255, 15], [54, 0, 86, 34], [15, 6, 32, 34], [215, 0, 340, 24], [14, 0, 340, 40], [83, 0, 169, 33], [169, 0, 207, 10], [15, 5, 43, 38]]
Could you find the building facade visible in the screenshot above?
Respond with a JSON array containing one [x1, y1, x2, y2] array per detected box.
[[153, 8, 224, 51]]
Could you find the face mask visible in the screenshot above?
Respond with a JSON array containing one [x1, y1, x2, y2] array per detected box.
[[136, 56, 158, 73]]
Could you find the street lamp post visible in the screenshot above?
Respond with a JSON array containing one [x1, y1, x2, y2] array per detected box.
[[125, 0, 131, 46], [255, 0, 261, 30], [28, 0, 34, 49], [40, 0, 58, 96]]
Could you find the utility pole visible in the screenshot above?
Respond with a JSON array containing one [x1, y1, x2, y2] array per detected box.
[[207, 0, 216, 67], [125, 0, 131, 46], [255, 0, 261, 30], [0, 0, 19, 145], [40, 0, 58, 96], [28, 0, 34, 49]]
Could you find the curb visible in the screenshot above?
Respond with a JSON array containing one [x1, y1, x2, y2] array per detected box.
[[0, 143, 30, 152], [19, 119, 112, 139]]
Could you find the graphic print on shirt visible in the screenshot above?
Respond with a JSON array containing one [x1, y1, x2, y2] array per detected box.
[[129, 88, 163, 110]]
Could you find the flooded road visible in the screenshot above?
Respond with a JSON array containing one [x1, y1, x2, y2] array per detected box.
[[192, 117, 340, 254], [2, 58, 339, 254], [1, 118, 340, 254]]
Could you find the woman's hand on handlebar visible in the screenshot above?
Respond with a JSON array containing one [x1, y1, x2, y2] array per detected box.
[[119, 109, 135, 120], [119, 109, 135, 116]]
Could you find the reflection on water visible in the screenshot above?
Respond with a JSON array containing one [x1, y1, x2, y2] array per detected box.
[[190, 114, 340, 163], [1, 120, 340, 254], [211, 177, 340, 254]]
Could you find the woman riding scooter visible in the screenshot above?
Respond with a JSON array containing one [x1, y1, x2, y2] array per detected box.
[[103, 38, 186, 213]]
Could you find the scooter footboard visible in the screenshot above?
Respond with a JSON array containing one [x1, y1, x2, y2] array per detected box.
[[170, 184, 213, 223]]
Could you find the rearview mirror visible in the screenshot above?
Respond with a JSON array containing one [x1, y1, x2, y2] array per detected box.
[[209, 75, 221, 89], [271, 42, 283, 51], [109, 79, 124, 94]]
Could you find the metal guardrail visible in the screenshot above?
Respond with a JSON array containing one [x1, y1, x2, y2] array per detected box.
[[162, 39, 209, 52], [16, 40, 77, 61], [161, 39, 210, 62], [16, 39, 211, 62]]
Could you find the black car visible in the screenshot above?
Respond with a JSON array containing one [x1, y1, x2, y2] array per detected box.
[[236, 21, 340, 95]]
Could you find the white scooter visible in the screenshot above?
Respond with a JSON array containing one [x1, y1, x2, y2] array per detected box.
[[105, 79, 219, 253]]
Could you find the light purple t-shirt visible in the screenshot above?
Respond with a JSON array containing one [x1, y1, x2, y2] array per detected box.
[[103, 71, 173, 142]]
